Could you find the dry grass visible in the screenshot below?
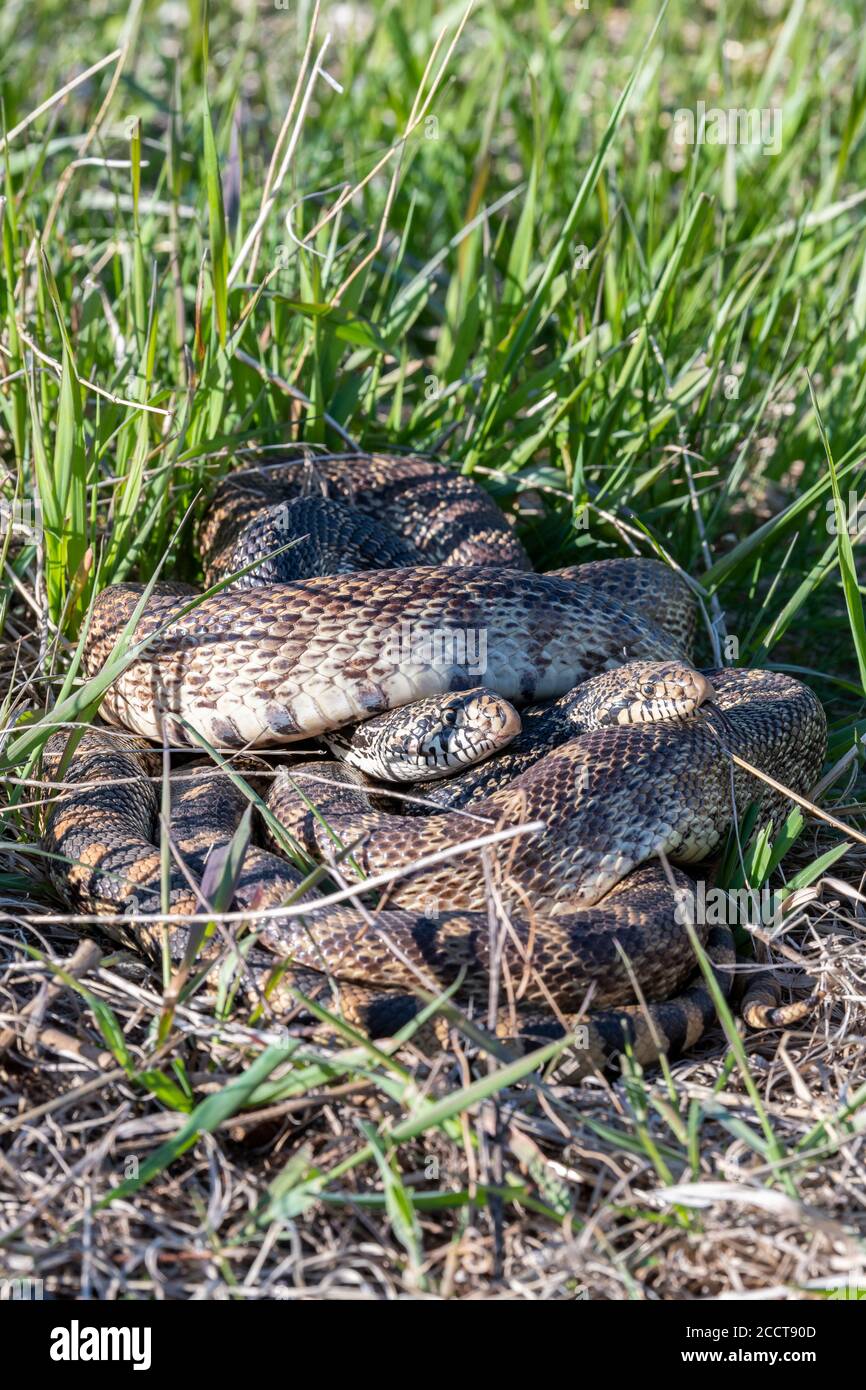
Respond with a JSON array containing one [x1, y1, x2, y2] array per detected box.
[[2, 775, 866, 1299]]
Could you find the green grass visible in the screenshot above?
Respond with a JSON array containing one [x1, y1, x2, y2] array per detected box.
[[2, 0, 866, 1300]]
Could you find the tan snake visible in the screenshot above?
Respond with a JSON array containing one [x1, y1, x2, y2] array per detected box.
[[41, 453, 828, 1076]]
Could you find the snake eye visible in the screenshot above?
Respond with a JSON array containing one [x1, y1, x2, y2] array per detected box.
[[442, 709, 457, 726], [641, 683, 656, 697]]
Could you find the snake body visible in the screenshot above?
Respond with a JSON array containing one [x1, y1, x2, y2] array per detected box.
[[42, 453, 828, 1075], [378, 662, 712, 800], [84, 565, 691, 749], [324, 662, 713, 784], [268, 669, 824, 914], [200, 455, 533, 577]]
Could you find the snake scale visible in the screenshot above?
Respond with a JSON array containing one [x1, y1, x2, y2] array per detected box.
[[41, 453, 828, 1076]]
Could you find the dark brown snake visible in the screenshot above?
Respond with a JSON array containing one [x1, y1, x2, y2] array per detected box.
[[41, 453, 828, 1076]]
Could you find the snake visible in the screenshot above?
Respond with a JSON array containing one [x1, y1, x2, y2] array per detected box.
[[40, 452, 828, 1077]]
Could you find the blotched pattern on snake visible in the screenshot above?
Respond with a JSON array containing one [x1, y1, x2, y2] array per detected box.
[[42, 453, 827, 1075]]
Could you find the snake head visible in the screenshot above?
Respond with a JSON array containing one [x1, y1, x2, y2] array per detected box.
[[327, 687, 522, 782], [584, 662, 716, 729], [386, 687, 523, 780]]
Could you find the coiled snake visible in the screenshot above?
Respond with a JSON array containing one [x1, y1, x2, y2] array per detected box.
[[41, 454, 828, 1076]]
